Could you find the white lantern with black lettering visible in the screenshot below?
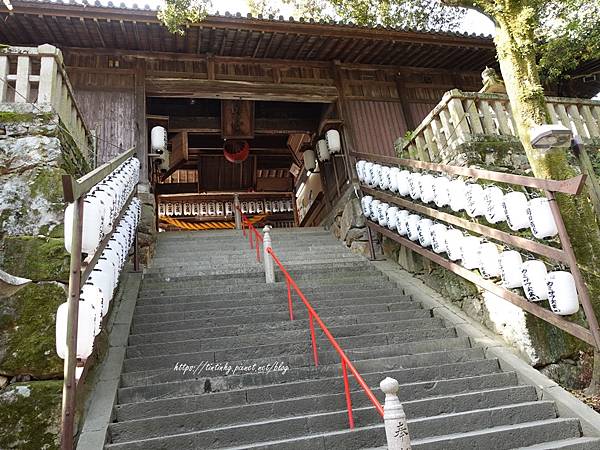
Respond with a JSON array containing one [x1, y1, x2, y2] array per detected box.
[[379, 166, 391, 190], [387, 206, 399, 230], [461, 236, 482, 270], [378, 202, 390, 227], [484, 186, 506, 224], [546, 271, 579, 315], [371, 164, 382, 188], [478, 242, 501, 278], [406, 214, 421, 241], [363, 162, 374, 186], [370, 199, 381, 221], [361, 196, 373, 217], [499, 250, 524, 288], [433, 176, 451, 208], [521, 260, 549, 301], [430, 223, 448, 254], [449, 179, 467, 212], [408, 173, 422, 200], [503, 192, 530, 231], [465, 184, 487, 218], [303, 149, 317, 173], [396, 210, 410, 236], [417, 218, 434, 247], [389, 167, 400, 193], [527, 197, 558, 239], [356, 160, 366, 182], [396, 170, 411, 196], [419, 174, 436, 204], [444, 228, 465, 261], [151, 126, 167, 153], [64, 197, 104, 256]]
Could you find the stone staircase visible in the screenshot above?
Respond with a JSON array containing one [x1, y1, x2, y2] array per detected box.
[[104, 228, 600, 449]]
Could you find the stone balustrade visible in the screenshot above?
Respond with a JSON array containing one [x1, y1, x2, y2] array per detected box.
[[402, 89, 600, 162], [0, 44, 92, 157]]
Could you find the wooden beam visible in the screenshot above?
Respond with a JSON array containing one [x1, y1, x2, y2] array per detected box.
[[252, 31, 265, 58], [134, 60, 148, 184], [196, 26, 203, 53], [92, 18, 106, 47]]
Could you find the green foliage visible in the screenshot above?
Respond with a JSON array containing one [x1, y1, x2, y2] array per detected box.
[[2, 236, 70, 282], [157, 0, 211, 34]]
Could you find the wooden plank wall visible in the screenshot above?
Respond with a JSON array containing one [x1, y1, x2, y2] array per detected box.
[[68, 69, 136, 163]]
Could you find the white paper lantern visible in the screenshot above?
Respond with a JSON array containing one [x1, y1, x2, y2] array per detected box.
[[303, 149, 317, 172], [444, 229, 465, 261], [256, 201, 264, 214], [461, 236, 482, 269], [419, 175, 436, 204], [503, 192, 530, 231], [433, 176, 451, 208], [378, 202, 390, 226], [317, 139, 330, 161], [484, 186, 506, 224], [356, 160, 366, 182], [406, 214, 421, 241], [521, 260, 549, 301], [371, 164, 382, 188], [174, 202, 183, 216], [449, 179, 467, 212], [389, 168, 400, 193], [158, 202, 166, 216], [361, 196, 373, 217], [465, 184, 487, 218], [396, 170, 411, 196], [370, 199, 381, 220], [408, 173, 422, 200], [527, 197, 558, 239], [80, 284, 106, 330], [183, 202, 192, 216], [499, 250, 524, 288], [151, 126, 167, 153], [546, 271, 579, 315], [90, 187, 114, 234], [395, 210, 410, 236], [86, 269, 114, 315], [430, 223, 448, 254], [56, 301, 96, 359], [326, 129, 342, 153], [417, 218, 434, 247], [64, 199, 104, 256], [478, 242, 501, 278], [379, 166, 391, 190], [363, 162, 374, 186], [265, 200, 272, 213], [272, 201, 280, 213], [386, 207, 399, 230], [193, 202, 200, 216]]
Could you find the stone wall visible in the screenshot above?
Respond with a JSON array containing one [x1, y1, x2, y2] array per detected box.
[[331, 137, 593, 389], [0, 104, 90, 449]]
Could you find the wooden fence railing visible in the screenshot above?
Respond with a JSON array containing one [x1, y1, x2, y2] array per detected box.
[[402, 89, 600, 162], [0, 44, 92, 157]]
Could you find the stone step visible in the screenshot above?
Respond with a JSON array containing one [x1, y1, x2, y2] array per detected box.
[[514, 437, 600, 449], [117, 358, 501, 403], [130, 311, 443, 337], [115, 371, 519, 421], [127, 322, 457, 349], [106, 402, 558, 448], [133, 292, 413, 314], [137, 277, 395, 298], [108, 385, 539, 443]]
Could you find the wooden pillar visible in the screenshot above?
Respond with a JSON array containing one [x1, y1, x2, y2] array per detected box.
[[332, 61, 357, 183], [134, 59, 148, 188], [395, 72, 417, 131]]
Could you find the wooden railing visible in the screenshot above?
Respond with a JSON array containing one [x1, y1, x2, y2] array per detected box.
[[402, 89, 600, 162], [0, 44, 93, 157]]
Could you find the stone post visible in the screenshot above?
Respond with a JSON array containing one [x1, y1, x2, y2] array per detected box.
[[263, 225, 275, 284], [234, 194, 241, 230], [380, 377, 411, 450]]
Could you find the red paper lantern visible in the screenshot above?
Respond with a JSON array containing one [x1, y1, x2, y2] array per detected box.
[[223, 140, 250, 164]]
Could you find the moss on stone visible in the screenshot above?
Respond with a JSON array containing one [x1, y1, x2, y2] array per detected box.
[[3, 236, 69, 283], [0, 380, 62, 450], [0, 283, 64, 378], [0, 111, 53, 124]]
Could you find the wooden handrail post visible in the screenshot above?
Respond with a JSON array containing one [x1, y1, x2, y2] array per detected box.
[[60, 196, 84, 450], [380, 377, 412, 450]]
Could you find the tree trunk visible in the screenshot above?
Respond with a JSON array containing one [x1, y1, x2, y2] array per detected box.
[[493, 6, 600, 393]]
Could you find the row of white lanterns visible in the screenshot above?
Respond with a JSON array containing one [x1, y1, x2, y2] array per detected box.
[[304, 129, 342, 170], [158, 199, 294, 217], [356, 160, 559, 240], [361, 196, 579, 316], [64, 157, 140, 257], [56, 198, 141, 360]]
